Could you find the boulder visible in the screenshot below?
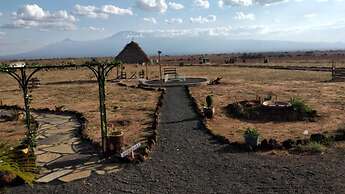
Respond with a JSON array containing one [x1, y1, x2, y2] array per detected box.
[[282, 139, 295, 149], [310, 133, 326, 143]]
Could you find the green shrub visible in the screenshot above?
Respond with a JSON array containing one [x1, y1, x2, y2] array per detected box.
[[296, 142, 326, 153], [0, 142, 36, 186], [244, 128, 260, 138], [206, 95, 213, 108], [290, 97, 313, 115]]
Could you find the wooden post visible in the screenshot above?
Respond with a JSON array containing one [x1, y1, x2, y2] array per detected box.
[[158, 51, 162, 80], [145, 62, 148, 80], [332, 61, 335, 80]]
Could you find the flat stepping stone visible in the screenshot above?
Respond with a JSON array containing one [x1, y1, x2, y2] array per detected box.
[[58, 170, 91, 183], [37, 153, 61, 163], [95, 170, 105, 175], [43, 127, 74, 134], [36, 169, 73, 183], [38, 124, 55, 131], [38, 134, 73, 145], [35, 150, 46, 155], [37, 144, 54, 149], [102, 164, 121, 171], [46, 154, 93, 169], [43, 144, 75, 154], [72, 143, 96, 154]]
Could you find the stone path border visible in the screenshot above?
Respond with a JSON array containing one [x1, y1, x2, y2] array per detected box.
[[140, 77, 208, 87], [0, 110, 124, 184], [33, 112, 124, 183]]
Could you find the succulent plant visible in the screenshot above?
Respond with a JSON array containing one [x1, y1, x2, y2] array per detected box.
[[206, 95, 213, 108]]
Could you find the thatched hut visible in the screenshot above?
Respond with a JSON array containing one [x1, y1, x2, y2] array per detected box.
[[115, 41, 150, 64], [115, 41, 150, 79]]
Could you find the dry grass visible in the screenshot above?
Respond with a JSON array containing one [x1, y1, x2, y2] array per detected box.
[[0, 120, 26, 145], [188, 66, 345, 143], [0, 67, 159, 147]]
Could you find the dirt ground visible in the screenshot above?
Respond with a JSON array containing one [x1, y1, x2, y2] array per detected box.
[[0, 68, 159, 147], [0, 120, 26, 145], [188, 66, 345, 143], [1, 60, 345, 145]]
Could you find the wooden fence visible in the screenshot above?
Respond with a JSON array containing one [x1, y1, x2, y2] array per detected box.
[[332, 62, 345, 81]]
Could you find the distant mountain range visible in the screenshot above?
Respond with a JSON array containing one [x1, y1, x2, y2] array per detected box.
[[2, 31, 345, 59]]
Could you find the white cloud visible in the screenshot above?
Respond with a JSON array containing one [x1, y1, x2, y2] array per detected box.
[[219, 0, 253, 7], [138, 24, 294, 38], [3, 4, 77, 31], [219, 0, 288, 7], [143, 17, 157, 24], [74, 4, 132, 19], [88, 26, 105, 32], [102, 5, 133, 15], [0, 12, 3, 16], [168, 2, 184, 10], [194, 0, 210, 8], [190, 15, 216, 24], [304, 13, 317, 19], [234, 12, 255, 20], [165, 18, 183, 24], [74, 5, 107, 19], [136, 0, 168, 13]]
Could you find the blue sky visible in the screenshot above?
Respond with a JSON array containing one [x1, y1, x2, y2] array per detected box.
[[0, 0, 345, 55]]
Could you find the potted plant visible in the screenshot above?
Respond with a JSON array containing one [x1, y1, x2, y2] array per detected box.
[[106, 129, 124, 156], [244, 128, 260, 148], [203, 95, 215, 119]]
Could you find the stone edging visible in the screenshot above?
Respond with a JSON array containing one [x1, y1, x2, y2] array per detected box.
[[114, 80, 165, 160], [139, 89, 165, 160], [117, 80, 161, 91], [184, 87, 345, 152], [184, 87, 230, 145], [0, 105, 97, 152]]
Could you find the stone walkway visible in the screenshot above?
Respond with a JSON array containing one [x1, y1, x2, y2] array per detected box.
[[33, 112, 122, 183]]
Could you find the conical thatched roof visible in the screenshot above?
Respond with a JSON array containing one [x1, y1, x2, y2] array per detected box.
[[115, 41, 150, 64]]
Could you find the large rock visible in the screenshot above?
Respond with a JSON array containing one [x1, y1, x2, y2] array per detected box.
[[282, 139, 295, 149], [310, 133, 326, 143]]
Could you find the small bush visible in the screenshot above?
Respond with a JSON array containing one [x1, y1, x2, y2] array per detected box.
[[244, 128, 260, 138], [290, 97, 313, 115], [296, 142, 326, 153], [206, 95, 213, 108], [0, 142, 36, 186]]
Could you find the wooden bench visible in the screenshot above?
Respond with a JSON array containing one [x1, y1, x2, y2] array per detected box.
[[163, 67, 186, 82], [163, 67, 177, 78]]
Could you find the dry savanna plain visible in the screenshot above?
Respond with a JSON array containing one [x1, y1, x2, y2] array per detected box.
[[1, 52, 345, 148]]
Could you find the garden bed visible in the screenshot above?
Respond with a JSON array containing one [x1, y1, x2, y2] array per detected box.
[[227, 98, 318, 122], [189, 66, 345, 146]]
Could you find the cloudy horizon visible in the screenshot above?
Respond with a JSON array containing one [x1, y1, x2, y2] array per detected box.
[[1, 0, 345, 55]]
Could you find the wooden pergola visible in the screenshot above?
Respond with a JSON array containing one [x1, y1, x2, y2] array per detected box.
[[0, 59, 120, 153]]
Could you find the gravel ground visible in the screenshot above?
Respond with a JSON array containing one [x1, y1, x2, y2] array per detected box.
[[5, 86, 345, 194]]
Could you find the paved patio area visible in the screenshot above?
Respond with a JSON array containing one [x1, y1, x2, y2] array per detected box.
[[33, 112, 123, 183]]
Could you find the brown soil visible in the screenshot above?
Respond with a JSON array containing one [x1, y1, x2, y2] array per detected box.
[[189, 66, 345, 143], [0, 68, 159, 147]]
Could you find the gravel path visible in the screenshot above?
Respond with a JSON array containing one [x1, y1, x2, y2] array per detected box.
[[8, 86, 345, 193]]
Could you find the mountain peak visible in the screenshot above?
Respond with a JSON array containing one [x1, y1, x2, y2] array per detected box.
[[108, 31, 143, 40], [62, 38, 73, 42]]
